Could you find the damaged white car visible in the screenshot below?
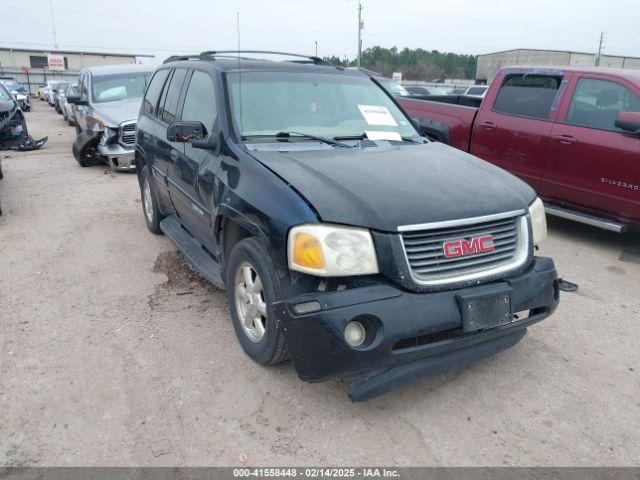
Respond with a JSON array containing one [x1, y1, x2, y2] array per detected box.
[[0, 81, 47, 152]]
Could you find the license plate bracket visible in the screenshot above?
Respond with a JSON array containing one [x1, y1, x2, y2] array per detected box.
[[457, 286, 513, 332]]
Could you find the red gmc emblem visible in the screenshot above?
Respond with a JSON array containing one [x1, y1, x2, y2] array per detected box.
[[443, 235, 495, 259]]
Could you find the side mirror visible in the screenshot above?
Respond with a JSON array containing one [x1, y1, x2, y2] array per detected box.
[[67, 94, 88, 106], [615, 112, 640, 136], [167, 121, 208, 143]]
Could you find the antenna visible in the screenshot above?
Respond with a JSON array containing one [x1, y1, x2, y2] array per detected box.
[[237, 12, 243, 134]]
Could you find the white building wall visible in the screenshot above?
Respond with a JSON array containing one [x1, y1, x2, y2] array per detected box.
[[569, 52, 596, 66], [0, 49, 137, 72], [477, 50, 640, 81]]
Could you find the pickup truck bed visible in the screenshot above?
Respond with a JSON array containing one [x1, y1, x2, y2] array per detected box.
[[400, 97, 478, 151]]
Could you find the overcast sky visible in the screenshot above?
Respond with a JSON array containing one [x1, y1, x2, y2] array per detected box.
[[3, 0, 639, 64]]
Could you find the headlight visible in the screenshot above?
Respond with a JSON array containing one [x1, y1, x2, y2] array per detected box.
[[86, 115, 105, 133], [288, 224, 379, 276], [528, 197, 547, 246]]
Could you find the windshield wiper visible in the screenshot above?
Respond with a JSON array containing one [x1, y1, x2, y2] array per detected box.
[[276, 131, 353, 148], [242, 131, 352, 148], [334, 133, 423, 143]]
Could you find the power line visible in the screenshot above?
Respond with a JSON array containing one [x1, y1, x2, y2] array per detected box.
[[48, 0, 58, 49]]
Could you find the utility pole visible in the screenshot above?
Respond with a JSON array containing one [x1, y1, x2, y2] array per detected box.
[[315, 41, 318, 57], [48, 0, 58, 50], [596, 32, 605, 67], [357, 3, 363, 67]]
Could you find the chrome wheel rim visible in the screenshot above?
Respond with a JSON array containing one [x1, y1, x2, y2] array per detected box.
[[143, 177, 154, 223], [234, 262, 267, 343]]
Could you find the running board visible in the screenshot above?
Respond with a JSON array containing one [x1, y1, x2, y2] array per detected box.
[[160, 215, 225, 289], [545, 205, 628, 233]]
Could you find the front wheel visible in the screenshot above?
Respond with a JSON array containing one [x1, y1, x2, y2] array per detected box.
[[227, 238, 289, 365], [71, 130, 100, 167]]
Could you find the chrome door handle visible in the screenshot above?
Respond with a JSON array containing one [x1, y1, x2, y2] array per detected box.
[[552, 135, 577, 144], [480, 121, 497, 130]]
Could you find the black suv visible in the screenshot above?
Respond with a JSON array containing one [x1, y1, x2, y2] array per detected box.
[[135, 51, 559, 401]]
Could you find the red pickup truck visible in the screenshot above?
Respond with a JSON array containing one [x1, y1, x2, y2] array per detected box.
[[398, 67, 640, 232]]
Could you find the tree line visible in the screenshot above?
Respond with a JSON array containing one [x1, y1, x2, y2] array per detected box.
[[324, 46, 477, 81]]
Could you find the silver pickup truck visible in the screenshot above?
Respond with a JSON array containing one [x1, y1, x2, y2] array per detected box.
[[67, 64, 153, 171]]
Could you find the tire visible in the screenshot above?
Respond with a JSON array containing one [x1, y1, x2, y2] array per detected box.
[[71, 130, 100, 167], [140, 167, 163, 234], [227, 238, 289, 365]]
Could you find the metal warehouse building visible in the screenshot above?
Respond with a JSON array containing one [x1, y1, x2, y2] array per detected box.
[[476, 48, 640, 82], [0, 47, 152, 93]]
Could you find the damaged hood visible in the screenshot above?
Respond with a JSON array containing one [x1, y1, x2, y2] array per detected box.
[[91, 97, 142, 127], [248, 141, 536, 232]]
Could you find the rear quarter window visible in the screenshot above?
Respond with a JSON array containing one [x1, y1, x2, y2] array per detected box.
[[493, 74, 561, 120], [143, 69, 170, 117], [160, 68, 188, 124]]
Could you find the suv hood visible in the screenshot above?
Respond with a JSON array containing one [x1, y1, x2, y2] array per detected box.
[[249, 142, 536, 232], [91, 97, 142, 127]]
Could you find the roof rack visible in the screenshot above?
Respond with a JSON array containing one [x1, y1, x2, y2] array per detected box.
[[164, 51, 331, 66]]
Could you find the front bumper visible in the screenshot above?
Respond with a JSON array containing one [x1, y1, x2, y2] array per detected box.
[[98, 143, 136, 171], [275, 256, 559, 401]]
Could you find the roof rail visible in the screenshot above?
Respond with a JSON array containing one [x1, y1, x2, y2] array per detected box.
[[199, 50, 331, 65], [163, 53, 216, 64]]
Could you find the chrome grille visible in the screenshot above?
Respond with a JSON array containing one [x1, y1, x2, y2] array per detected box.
[[119, 121, 136, 146], [399, 212, 530, 287]]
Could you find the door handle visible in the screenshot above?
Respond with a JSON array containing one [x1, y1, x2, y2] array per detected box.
[[170, 150, 179, 162], [552, 135, 577, 145], [480, 121, 497, 130]]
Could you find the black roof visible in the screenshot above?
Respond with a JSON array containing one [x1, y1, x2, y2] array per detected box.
[[162, 50, 365, 77]]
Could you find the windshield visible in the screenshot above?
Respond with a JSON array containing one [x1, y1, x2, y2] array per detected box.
[[2, 80, 26, 92], [227, 71, 419, 142], [376, 78, 410, 97], [92, 72, 151, 103], [0, 83, 12, 101]]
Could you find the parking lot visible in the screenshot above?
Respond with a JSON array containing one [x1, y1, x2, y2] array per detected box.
[[1, 100, 639, 467]]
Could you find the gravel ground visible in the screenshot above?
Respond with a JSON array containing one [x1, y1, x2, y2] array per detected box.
[[0, 101, 639, 467]]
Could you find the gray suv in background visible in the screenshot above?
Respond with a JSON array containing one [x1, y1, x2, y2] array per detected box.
[[67, 64, 153, 171]]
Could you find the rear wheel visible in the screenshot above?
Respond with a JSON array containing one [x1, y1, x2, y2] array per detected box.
[[140, 167, 163, 234], [227, 238, 288, 365]]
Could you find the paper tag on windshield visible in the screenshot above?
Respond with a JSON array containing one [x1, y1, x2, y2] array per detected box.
[[366, 131, 402, 141], [358, 105, 398, 126]]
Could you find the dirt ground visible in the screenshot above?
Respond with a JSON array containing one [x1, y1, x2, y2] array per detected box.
[[1, 101, 639, 467]]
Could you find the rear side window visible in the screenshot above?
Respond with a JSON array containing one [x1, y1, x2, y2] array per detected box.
[[160, 68, 188, 124], [566, 78, 640, 131], [493, 74, 561, 120], [181, 71, 217, 135], [143, 69, 170, 116]]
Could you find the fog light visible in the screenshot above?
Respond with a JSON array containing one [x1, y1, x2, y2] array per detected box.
[[344, 321, 366, 347]]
